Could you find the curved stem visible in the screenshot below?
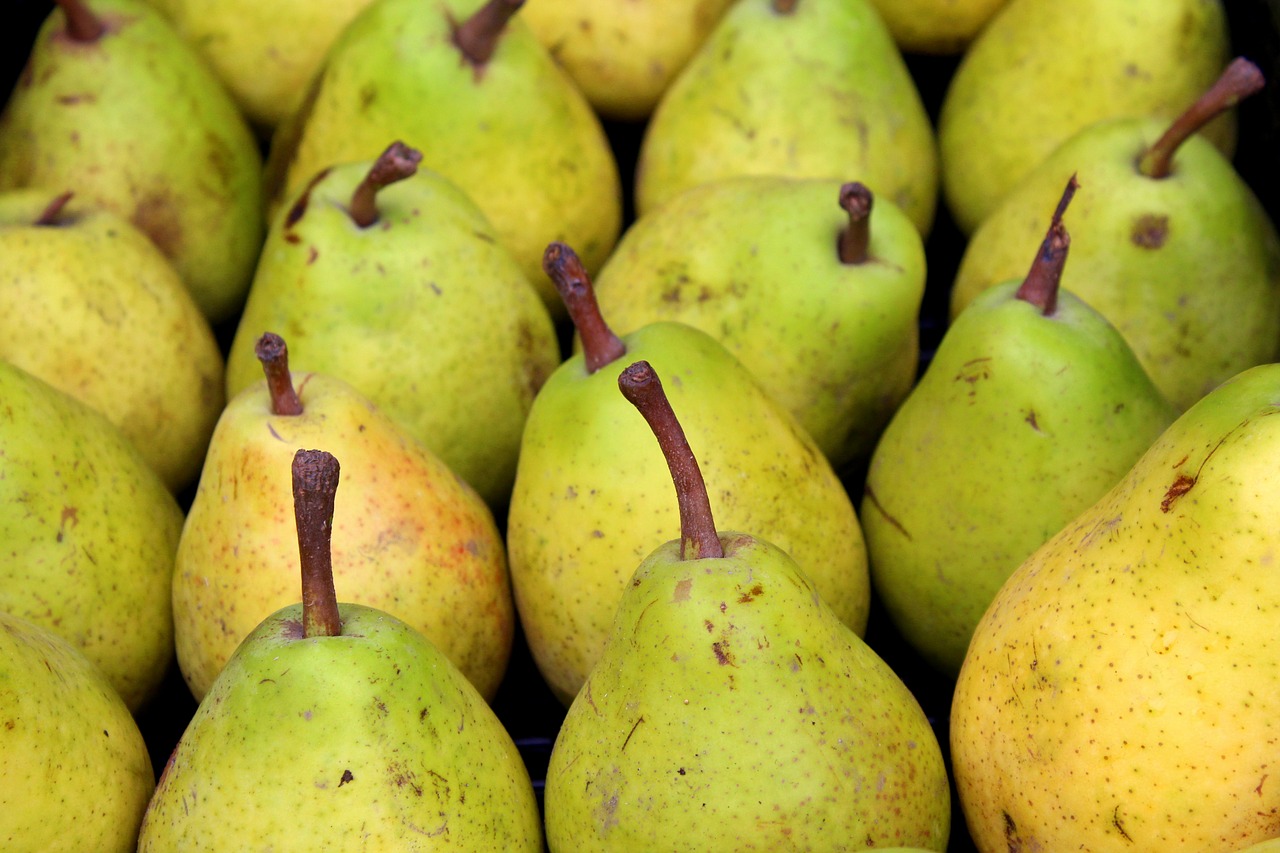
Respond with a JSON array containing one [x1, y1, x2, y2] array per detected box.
[[452, 0, 523, 67], [292, 449, 342, 639], [1015, 174, 1078, 317], [1139, 57, 1265, 179], [35, 191, 74, 226], [544, 241, 626, 374], [618, 361, 724, 561], [348, 141, 422, 228], [255, 332, 304, 416], [837, 182, 873, 265], [55, 0, 106, 42]]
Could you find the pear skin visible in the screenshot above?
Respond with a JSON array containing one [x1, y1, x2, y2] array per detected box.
[[867, 0, 1011, 55]]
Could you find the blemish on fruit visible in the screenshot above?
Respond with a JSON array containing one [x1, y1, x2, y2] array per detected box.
[[1025, 410, 1041, 431], [1111, 805, 1133, 842], [712, 641, 735, 667], [863, 484, 912, 540], [338, 769, 354, 786], [1131, 214, 1168, 249], [621, 715, 645, 751], [737, 583, 764, 603], [673, 577, 692, 602], [1160, 473, 1196, 512]]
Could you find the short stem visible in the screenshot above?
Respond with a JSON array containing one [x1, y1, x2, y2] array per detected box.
[[544, 241, 626, 374], [35, 191, 74, 225], [1014, 174, 1078, 317], [452, 0, 523, 66], [837, 182, 873, 265], [618, 361, 724, 561], [773, 0, 799, 13], [55, 0, 106, 42], [1138, 57, 1265, 179], [292, 450, 342, 639], [347, 141, 423, 228], [255, 332, 304, 416]]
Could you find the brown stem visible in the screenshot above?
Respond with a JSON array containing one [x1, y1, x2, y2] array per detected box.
[[292, 449, 342, 639], [452, 0, 523, 66], [1138, 57, 1265, 179], [544, 242, 626, 374], [837, 182, 873, 265], [618, 361, 724, 561], [773, 0, 799, 13], [35, 191, 74, 226], [55, 0, 106, 42], [347, 141, 423, 228], [1015, 174, 1078, 317], [255, 332, 304, 416]]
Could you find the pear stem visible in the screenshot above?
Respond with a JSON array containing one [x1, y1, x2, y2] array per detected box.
[[1015, 174, 1078, 317], [55, 0, 106, 42], [544, 241, 626, 374], [837, 182, 873, 265], [292, 450, 343, 639], [1138, 57, 1265, 179], [35, 191, 74, 226], [618, 361, 724, 561], [255, 332, 305, 416], [452, 0, 523, 66], [348, 141, 423, 228], [773, 0, 799, 14]]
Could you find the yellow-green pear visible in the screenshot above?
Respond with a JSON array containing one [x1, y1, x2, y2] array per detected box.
[[590, 176, 926, 471], [1235, 841, 1280, 853], [867, 0, 1010, 55], [0, 0, 265, 322], [937, 0, 1233, 234], [862, 178, 1177, 676], [140, 450, 542, 851], [543, 361, 950, 851], [228, 142, 560, 508], [507, 244, 869, 705], [174, 334, 515, 702], [0, 188, 225, 492], [265, 0, 622, 312], [949, 58, 1280, 410], [634, 0, 939, 236], [951, 361, 1280, 851]]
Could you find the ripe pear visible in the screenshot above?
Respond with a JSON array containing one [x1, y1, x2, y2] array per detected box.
[[227, 141, 560, 507], [937, 0, 1234, 234], [543, 361, 950, 851], [951, 361, 1280, 851], [139, 450, 543, 851], [175, 334, 515, 702], [950, 58, 1280, 411], [862, 178, 1178, 676], [634, 0, 939, 236], [0, 358, 183, 712], [507, 243, 869, 705], [590, 176, 926, 471], [867, 0, 1010, 54], [0, 188, 225, 492], [265, 0, 622, 311], [0, 0, 265, 322]]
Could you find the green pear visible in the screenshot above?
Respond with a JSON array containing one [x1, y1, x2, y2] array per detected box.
[[0, 188, 225, 492], [227, 141, 560, 508], [937, 0, 1233, 234], [634, 0, 939, 236], [507, 243, 869, 705], [949, 58, 1280, 411], [0, 0, 265, 323], [862, 178, 1178, 676], [175, 334, 515, 702], [139, 450, 543, 851], [867, 0, 1010, 54], [264, 0, 622, 312], [590, 176, 926, 471], [543, 361, 950, 851], [521, 0, 735, 120], [951, 361, 1280, 851]]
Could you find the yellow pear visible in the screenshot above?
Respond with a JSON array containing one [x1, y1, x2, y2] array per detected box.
[[867, 0, 1010, 55]]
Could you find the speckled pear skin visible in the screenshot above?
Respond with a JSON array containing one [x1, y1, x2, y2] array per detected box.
[[507, 321, 870, 706], [173, 371, 515, 703], [544, 534, 950, 852], [0, 611, 155, 853], [138, 603, 543, 851], [951, 362, 1280, 852], [0, 359, 183, 712]]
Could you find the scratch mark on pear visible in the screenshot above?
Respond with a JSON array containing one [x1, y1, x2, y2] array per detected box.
[[863, 484, 912, 540]]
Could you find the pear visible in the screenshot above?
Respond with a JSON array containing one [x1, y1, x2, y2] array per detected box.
[[0, 188, 225, 492], [139, 449, 543, 851], [950, 57, 1280, 411], [951, 361, 1280, 851], [590, 176, 926, 471], [0, 0, 265, 323], [861, 177, 1178, 676], [507, 243, 869, 705], [867, 0, 1011, 55], [174, 333, 515, 702], [264, 0, 622, 311], [937, 0, 1234, 234], [543, 360, 950, 851], [227, 141, 560, 508], [634, 0, 939, 236]]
